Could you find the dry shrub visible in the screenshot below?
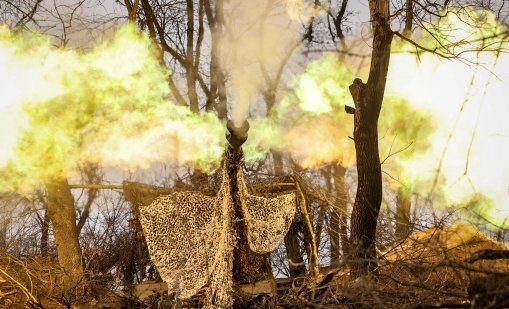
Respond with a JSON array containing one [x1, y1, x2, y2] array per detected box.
[[381, 224, 509, 291], [0, 254, 71, 308], [288, 224, 508, 308], [0, 253, 139, 309]]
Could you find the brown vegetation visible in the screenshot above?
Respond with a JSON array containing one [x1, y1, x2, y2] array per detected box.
[[1, 0, 509, 308]]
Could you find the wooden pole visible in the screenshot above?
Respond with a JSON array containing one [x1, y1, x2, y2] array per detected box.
[[68, 184, 123, 190]]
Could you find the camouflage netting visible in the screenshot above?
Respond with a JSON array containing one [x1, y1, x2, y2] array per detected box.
[[139, 155, 296, 308], [238, 175, 295, 253]]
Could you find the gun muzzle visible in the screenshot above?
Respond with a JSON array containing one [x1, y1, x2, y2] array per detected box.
[[226, 120, 249, 149]]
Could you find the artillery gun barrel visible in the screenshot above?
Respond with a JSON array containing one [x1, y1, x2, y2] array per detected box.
[[226, 120, 249, 149]]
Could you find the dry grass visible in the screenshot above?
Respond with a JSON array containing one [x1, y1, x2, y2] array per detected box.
[[2, 224, 508, 308], [280, 224, 509, 308]]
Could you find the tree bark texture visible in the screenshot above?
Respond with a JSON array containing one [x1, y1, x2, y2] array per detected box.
[[348, 0, 393, 277], [0, 218, 6, 249], [204, 0, 228, 118], [40, 209, 50, 257], [186, 0, 199, 112], [45, 178, 85, 287], [314, 204, 327, 249], [404, 0, 413, 35], [329, 206, 341, 267], [295, 181, 319, 277], [284, 221, 306, 276], [272, 151, 306, 276], [329, 164, 349, 267], [76, 188, 97, 235]]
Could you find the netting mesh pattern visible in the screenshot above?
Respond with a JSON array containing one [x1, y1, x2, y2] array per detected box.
[[238, 174, 296, 253], [139, 159, 295, 308], [139, 192, 218, 299]]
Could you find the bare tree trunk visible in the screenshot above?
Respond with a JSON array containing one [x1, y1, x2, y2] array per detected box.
[[329, 205, 341, 267], [284, 221, 306, 276], [272, 151, 284, 176], [186, 0, 199, 112], [395, 187, 412, 239], [273, 151, 306, 276], [76, 164, 101, 235], [76, 188, 97, 234], [45, 178, 85, 286], [205, 0, 228, 118], [0, 218, 6, 249], [348, 0, 393, 278], [329, 164, 349, 267], [40, 209, 50, 257], [0, 199, 9, 250], [314, 204, 326, 249], [334, 0, 349, 43], [337, 197, 350, 259], [348, 96, 383, 277], [296, 181, 319, 277], [404, 0, 413, 36]]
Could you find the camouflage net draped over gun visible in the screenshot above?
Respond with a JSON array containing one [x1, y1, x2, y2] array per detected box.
[[238, 175, 296, 253], [139, 154, 296, 308]]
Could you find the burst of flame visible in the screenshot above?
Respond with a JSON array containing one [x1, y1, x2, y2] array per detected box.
[[246, 7, 509, 227], [284, 115, 354, 168], [245, 55, 356, 168], [387, 7, 509, 226], [1, 6, 507, 228], [0, 25, 225, 192]]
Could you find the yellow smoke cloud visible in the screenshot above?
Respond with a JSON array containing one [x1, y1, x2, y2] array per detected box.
[[245, 55, 432, 170], [0, 25, 225, 192], [2, 3, 506, 231], [284, 115, 354, 168], [387, 7, 509, 226], [245, 54, 356, 167], [246, 7, 508, 228]]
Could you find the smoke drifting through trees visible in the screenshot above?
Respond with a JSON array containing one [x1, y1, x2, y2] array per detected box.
[[387, 8, 509, 227], [0, 5, 507, 225], [0, 25, 225, 192], [0, 1, 509, 307], [217, 0, 304, 126]]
